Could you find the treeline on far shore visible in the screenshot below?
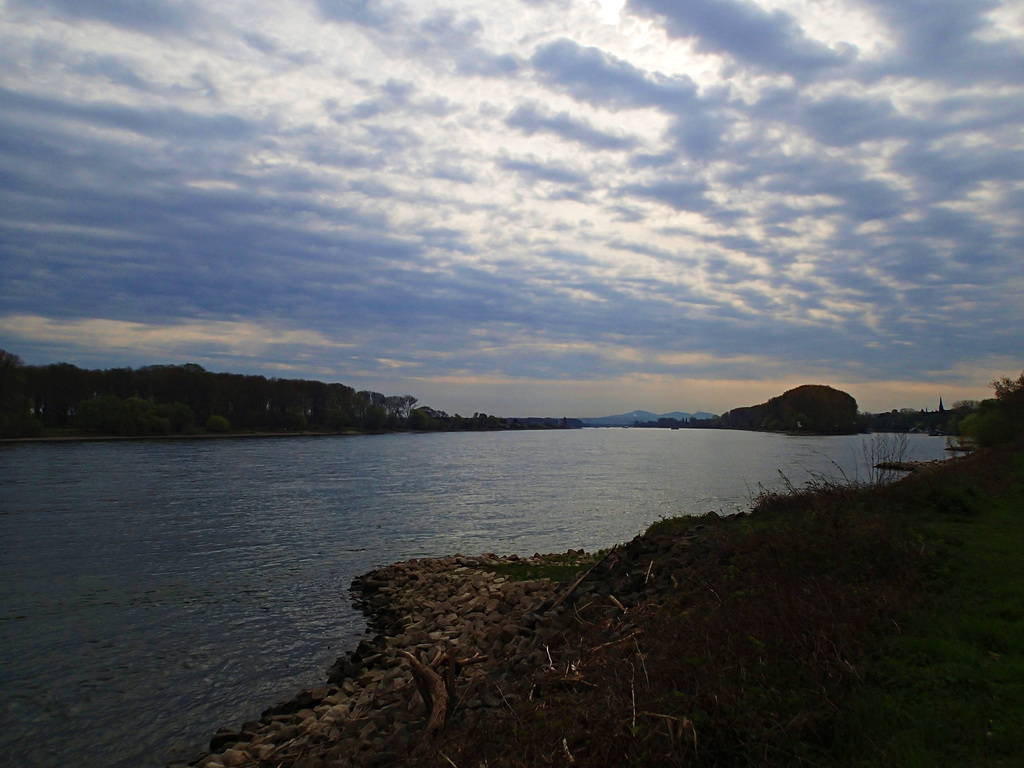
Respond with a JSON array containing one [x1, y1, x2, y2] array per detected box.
[[0, 351, 577, 439], [624, 379, 1024, 447]]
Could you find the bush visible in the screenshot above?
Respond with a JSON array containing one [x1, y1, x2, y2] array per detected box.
[[157, 402, 196, 432], [75, 395, 169, 435], [0, 412, 44, 438], [206, 414, 230, 433]]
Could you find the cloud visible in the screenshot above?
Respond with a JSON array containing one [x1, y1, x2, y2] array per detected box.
[[856, 0, 1024, 83], [0, 86, 256, 144], [456, 48, 523, 77], [0, 0, 1020, 416], [797, 94, 911, 147], [499, 156, 593, 189], [0, 314, 350, 364], [11, 0, 201, 35], [616, 177, 711, 213], [531, 38, 699, 111], [314, 0, 401, 29], [627, 0, 854, 75], [506, 103, 638, 151]]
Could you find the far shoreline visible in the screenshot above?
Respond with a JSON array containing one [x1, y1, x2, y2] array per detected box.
[[0, 429, 366, 445]]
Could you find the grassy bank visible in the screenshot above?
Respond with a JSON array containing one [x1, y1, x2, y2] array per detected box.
[[406, 442, 1024, 768], [836, 445, 1024, 766]]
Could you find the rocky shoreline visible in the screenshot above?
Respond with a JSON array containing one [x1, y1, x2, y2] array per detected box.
[[175, 518, 713, 768], [175, 549, 596, 768]]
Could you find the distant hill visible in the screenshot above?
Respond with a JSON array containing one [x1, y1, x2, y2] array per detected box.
[[718, 384, 862, 434], [579, 410, 717, 427]]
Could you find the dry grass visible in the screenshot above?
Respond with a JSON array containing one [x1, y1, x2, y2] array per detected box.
[[391, 482, 925, 767], [377, 444, 1022, 768]]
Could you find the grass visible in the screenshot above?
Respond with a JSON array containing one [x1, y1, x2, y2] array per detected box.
[[474, 551, 597, 583], [395, 442, 1024, 768], [835, 446, 1024, 767]]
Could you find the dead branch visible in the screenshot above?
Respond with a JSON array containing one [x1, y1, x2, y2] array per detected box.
[[587, 630, 642, 653], [399, 649, 449, 743]]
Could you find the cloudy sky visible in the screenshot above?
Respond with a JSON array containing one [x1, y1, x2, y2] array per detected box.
[[1, 0, 1022, 416]]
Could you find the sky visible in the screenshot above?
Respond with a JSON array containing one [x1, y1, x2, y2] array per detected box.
[[1, 0, 1022, 417]]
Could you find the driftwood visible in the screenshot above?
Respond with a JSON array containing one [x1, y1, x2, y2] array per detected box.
[[399, 650, 449, 743]]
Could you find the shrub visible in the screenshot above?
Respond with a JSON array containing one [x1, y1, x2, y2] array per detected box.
[[0, 412, 44, 438], [205, 414, 230, 433], [157, 402, 196, 432], [960, 404, 1016, 447]]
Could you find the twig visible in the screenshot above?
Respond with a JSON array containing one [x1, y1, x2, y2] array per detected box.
[[495, 683, 524, 726], [550, 545, 618, 611], [630, 666, 636, 732], [687, 571, 722, 604], [562, 737, 576, 764], [454, 653, 488, 666], [634, 636, 649, 688], [587, 630, 641, 653]]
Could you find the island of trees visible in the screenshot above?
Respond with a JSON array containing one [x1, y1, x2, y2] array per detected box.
[[623, 381, 1019, 446]]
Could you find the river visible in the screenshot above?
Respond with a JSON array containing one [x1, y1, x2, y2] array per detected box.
[[0, 429, 948, 767]]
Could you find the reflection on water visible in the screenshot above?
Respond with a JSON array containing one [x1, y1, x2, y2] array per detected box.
[[0, 430, 947, 767]]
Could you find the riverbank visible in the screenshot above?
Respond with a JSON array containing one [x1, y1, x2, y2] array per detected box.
[[180, 442, 1023, 768], [0, 429, 364, 444], [173, 549, 593, 767]]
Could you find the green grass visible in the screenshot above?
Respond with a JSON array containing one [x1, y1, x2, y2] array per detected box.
[[837, 449, 1024, 767], [476, 551, 596, 583]]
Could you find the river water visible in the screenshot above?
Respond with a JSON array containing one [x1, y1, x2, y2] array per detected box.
[[0, 429, 947, 767]]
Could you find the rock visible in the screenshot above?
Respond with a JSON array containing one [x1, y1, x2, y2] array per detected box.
[[311, 686, 329, 703], [219, 749, 250, 768], [209, 728, 240, 752], [193, 549, 587, 768]]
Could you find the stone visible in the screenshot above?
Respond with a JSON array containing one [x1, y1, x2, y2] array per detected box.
[[209, 728, 239, 752], [219, 749, 249, 768]]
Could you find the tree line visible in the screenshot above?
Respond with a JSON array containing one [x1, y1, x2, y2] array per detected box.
[[633, 378, 1024, 445], [0, 350, 564, 438]]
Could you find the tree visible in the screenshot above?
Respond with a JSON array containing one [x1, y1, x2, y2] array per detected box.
[[0, 350, 44, 438], [287, 406, 308, 431], [961, 371, 1024, 446], [992, 372, 1024, 424], [409, 406, 439, 431]]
